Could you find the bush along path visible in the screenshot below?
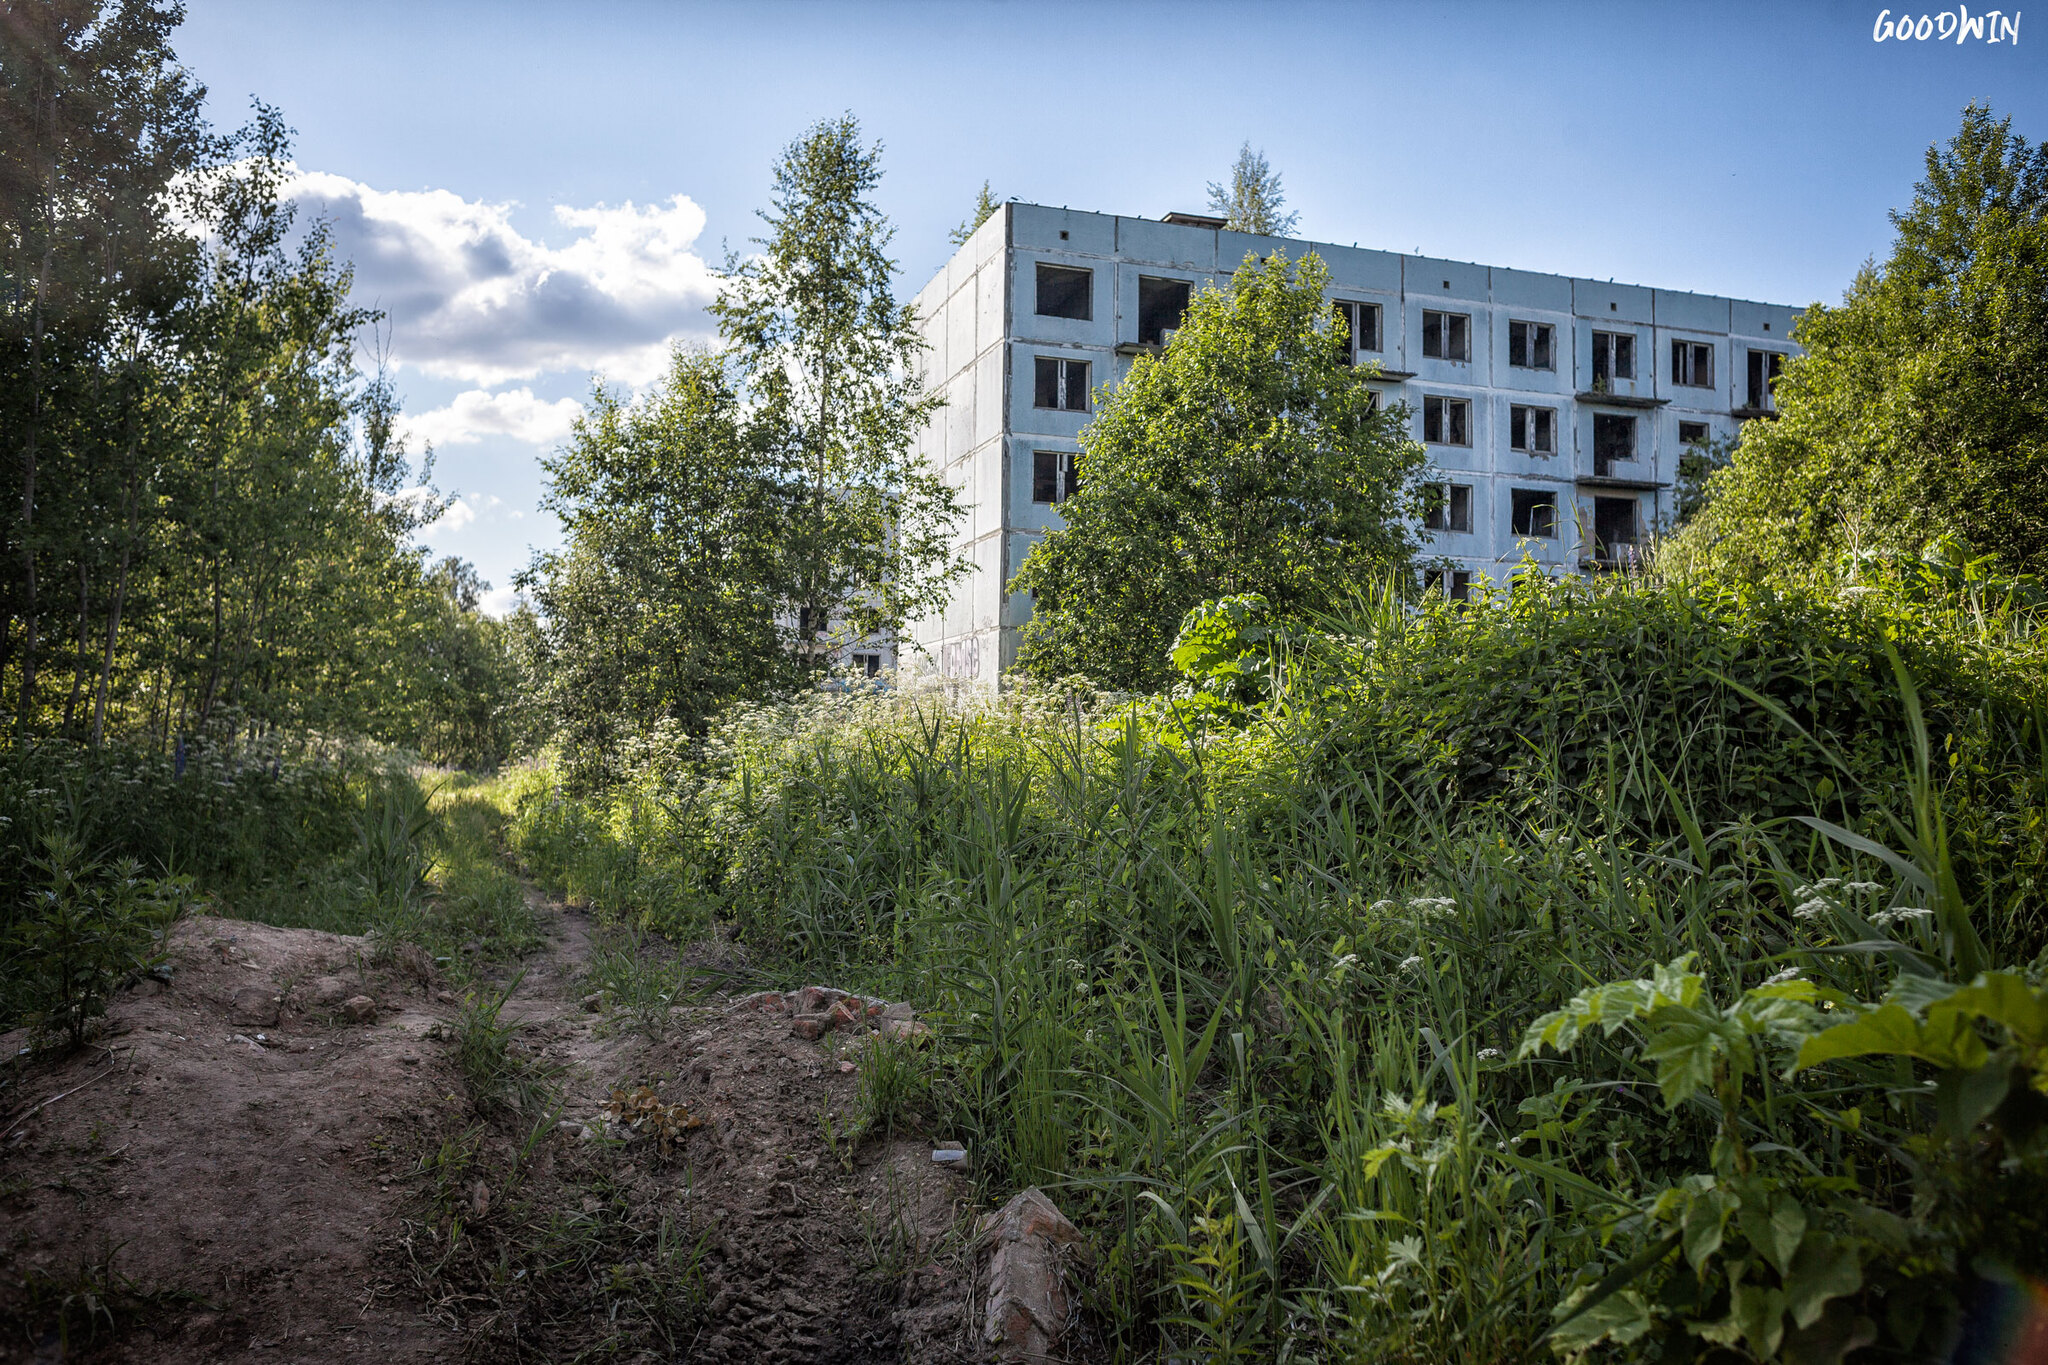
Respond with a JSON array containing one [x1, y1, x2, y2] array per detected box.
[[0, 796, 1005, 1364]]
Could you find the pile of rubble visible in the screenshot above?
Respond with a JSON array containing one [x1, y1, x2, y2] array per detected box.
[[732, 984, 929, 1042]]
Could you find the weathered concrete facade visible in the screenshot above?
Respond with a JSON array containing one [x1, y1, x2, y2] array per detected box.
[[906, 203, 1803, 684]]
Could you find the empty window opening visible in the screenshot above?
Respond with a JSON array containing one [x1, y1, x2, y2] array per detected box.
[[1032, 449, 1081, 504], [1422, 310, 1471, 362], [1672, 339, 1713, 388], [1679, 420, 1710, 446], [1138, 276, 1192, 346], [798, 606, 828, 636], [1423, 482, 1474, 534], [1422, 395, 1470, 446], [1035, 264, 1092, 320], [1511, 489, 1558, 539], [1593, 497, 1640, 557], [850, 652, 883, 677], [1332, 299, 1382, 362], [1592, 330, 1635, 387], [1508, 320, 1555, 370], [1422, 568, 1473, 601], [1034, 356, 1090, 411], [1511, 405, 1556, 455], [1593, 413, 1636, 474], [1746, 349, 1785, 409]]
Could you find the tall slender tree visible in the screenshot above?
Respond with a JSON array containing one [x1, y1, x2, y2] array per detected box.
[[710, 115, 963, 658], [1206, 142, 1299, 236]]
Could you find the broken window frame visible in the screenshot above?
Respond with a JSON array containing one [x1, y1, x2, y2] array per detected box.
[[1422, 395, 1470, 446], [1591, 330, 1636, 387], [850, 651, 883, 678], [1033, 356, 1090, 412], [1746, 348, 1785, 409], [1332, 299, 1382, 363], [1422, 309, 1472, 363], [1138, 275, 1193, 347], [1508, 319, 1555, 370], [1671, 338, 1714, 388], [1511, 488, 1559, 539], [1593, 413, 1636, 474], [1422, 567, 1474, 602], [1678, 420, 1710, 446], [1592, 496, 1640, 557], [1510, 404, 1556, 455], [1034, 263, 1093, 321], [1032, 449, 1081, 504], [1422, 481, 1474, 534]]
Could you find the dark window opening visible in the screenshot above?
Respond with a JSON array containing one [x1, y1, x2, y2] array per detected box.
[[1592, 330, 1635, 387], [1593, 497, 1639, 557], [1033, 356, 1090, 411], [850, 652, 883, 677], [1679, 420, 1710, 446], [1423, 568, 1473, 601], [1138, 276, 1192, 346], [1032, 449, 1080, 504], [1035, 263, 1092, 320], [798, 606, 828, 636], [1422, 395, 1469, 446], [1511, 405, 1556, 454], [1422, 310, 1471, 362], [1509, 320, 1554, 370], [1671, 339, 1713, 388], [1332, 299, 1382, 362], [1593, 413, 1635, 474], [1511, 488, 1558, 539], [1423, 482, 1473, 534], [1746, 349, 1785, 409]]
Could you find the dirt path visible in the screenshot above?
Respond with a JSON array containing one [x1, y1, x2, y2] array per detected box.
[[0, 884, 984, 1363]]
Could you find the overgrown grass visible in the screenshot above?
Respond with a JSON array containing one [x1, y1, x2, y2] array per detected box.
[[496, 571, 2048, 1362]]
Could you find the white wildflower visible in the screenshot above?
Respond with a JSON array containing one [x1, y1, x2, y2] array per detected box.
[[1477, 1047, 1503, 1061], [1408, 897, 1456, 913], [1398, 955, 1424, 973], [1762, 966, 1801, 985], [1871, 906, 1934, 927], [1844, 881, 1883, 894], [1368, 899, 1396, 915], [1793, 898, 1830, 919]]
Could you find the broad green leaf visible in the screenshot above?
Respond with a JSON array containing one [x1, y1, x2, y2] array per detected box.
[[1936, 972, 2048, 1047], [1738, 1192, 1807, 1277], [1642, 1009, 1739, 1107], [1731, 1276, 1790, 1358], [1683, 1188, 1738, 1273], [1793, 1002, 1987, 1073], [1785, 1233, 1862, 1329], [1934, 1061, 2013, 1136], [1549, 1288, 1653, 1354]]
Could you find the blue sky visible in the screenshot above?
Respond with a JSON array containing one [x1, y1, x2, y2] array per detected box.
[[176, 0, 2044, 611]]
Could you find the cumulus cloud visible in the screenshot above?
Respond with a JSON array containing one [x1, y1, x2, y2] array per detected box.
[[286, 170, 718, 386], [404, 387, 584, 448], [479, 585, 528, 619], [432, 497, 479, 532]]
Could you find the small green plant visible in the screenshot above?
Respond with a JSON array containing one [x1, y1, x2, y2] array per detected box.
[[585, 927, 684, 1040], [854, 1033, 929, 1140], [7, 833, 188, 1050], [454, 973, 551, 1116]]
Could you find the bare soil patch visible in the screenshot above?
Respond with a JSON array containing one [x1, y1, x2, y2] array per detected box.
[[0, 888, 987, 1363]]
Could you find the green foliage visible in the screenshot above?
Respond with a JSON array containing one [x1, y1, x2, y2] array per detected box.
[[5, 831, 188, 1049], [948, 178, 1000, 245], [1672, 104, 2048, 581], [494, 567, 2047, 1361], [1013, 249, 1426, 688], [585, 925, 685, 1040], [1206, 142, 1299, 236]]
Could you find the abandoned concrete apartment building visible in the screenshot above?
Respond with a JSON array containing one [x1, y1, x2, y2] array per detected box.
[[903, 202, 1802, 684]]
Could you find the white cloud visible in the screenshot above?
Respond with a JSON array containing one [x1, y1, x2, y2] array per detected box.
[[285, 170, 718, 386], [404, 387, 583, 448], [479, 585, 527, 619], [433, 497, 479, 532]]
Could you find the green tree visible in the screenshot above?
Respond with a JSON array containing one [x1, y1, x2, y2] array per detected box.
[[949, 179, 1000, 246], [710, 115, 963, 661], [1012, 250, 1425, 689], [1206, 142, 1299, 236], [1668, 104, 2048, 581], [520, 349, 801, 782]]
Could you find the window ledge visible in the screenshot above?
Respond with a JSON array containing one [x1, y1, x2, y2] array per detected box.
[[1575, 474, 1668, 491], [1359, 367, 1415, 381], [1731, 406, 1779, 420], [1573, 391, 1670, 409], [1115, 342, 1161, 357]]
